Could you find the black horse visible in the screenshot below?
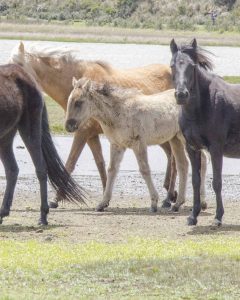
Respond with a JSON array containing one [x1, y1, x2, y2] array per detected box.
[[0, 64, 86, 225], [170, 38, 240, 226]]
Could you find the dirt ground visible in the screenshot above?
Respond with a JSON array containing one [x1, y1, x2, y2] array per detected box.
[[0, 173, 239, 244]]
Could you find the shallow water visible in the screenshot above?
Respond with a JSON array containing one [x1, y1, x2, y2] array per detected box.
[[0, 135, 238, 177], [1, 39, 240, 75]]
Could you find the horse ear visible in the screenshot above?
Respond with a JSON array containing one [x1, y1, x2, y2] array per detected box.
[[72, 77, 78, 88], [81, 79, 91, 92], [170, 39, 178, 54], [18, 41, 25, 54], [98, 82, 111, 96], [191, 38, 197, 49]]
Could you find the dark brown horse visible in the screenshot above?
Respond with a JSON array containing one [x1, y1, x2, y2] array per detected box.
[[0, 64, 85, 225], [170, 38, 240, 226]]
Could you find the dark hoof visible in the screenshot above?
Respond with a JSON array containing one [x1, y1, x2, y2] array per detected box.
[[212, 219, 222, 227], [49, 201, 59, 209], [171, 205, 179, 212], [150, 206, 158, 213], [201, 201, 208, 211], [187, 216, 197, 226], [38, 219, 48, 226], [161, 200, 171, 209], [95, 203, 108, 212], [0, 217, 2, 224]]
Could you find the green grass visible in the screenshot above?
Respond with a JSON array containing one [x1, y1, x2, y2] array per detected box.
[[44, 95, 65, 134], [223, 76, 240, 84], [0, 237, 240, 299], [2, 22, 240, 46]]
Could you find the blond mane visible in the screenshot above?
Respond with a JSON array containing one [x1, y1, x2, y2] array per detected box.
[[10, 43, 113, 72]]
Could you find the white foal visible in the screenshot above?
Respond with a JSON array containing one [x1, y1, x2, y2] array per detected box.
[[65, 78, 207, 212]]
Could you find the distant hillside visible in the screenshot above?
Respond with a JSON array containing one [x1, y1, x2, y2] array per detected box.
[[0, 0, 240, 32]]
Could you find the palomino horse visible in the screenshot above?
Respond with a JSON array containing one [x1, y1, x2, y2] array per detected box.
[[170, 38, 240, 226], [65, 78, 207, 212], [9, 42, 177, 207], [0, 64, 85, 225]]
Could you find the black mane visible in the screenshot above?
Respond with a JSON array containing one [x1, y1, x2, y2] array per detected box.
[[179, 44, 214, 71]]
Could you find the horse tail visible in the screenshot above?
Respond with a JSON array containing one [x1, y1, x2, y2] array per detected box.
[[41, 104, 87, 205]]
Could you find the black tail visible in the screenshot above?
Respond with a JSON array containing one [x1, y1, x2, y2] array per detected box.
[[41, 104, 87, 205]]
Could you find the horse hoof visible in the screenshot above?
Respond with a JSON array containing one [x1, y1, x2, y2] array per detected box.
[[49, 201, 58, 209], [161, 200, 171, 209], [0, 217, 2, 225], [150, 206, 157, 213], [171, 205, 179, 212], [187, 216, 197, 226], [38, 219, 48, 226], [212, 218, 222, 227], [95, 204, 107, 212], [201, 201, 208, 211]]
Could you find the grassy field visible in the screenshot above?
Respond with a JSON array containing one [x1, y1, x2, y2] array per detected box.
[[0, 237, 240, 299], [2, 22, 240, 46], [45, 76, 240, 134]]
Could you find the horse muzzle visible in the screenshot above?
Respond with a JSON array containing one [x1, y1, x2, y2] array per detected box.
[[65, 119, 79, 132], [174, 89, 189, 105]]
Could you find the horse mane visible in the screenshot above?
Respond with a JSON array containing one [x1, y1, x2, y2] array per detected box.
[[10, 43, 113, 73], [91, 80, 141, 102], [179, 43, 214, 71]]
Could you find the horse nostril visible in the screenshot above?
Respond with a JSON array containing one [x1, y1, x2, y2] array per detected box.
[[66, 119, 77, 132], [176, 89, 189, 99]]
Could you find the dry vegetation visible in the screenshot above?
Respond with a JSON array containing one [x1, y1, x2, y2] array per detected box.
[[0, 0, 240, 32]]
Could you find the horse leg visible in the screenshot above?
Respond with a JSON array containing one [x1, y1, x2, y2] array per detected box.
[[186, 145, 201, 226], [209, 146, 224, 226], [19, 119, 49, 225], [49, 129, 88, 208], [168, 136, 189, 212], [96, 144, 125, 212], [133, 144, 159, 213], [0, 132, 19, 224], [200, 151, 207, 210], [87, 135, 107, 191], [161, 142, 178, 203]]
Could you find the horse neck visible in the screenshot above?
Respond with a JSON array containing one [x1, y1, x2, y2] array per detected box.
[[89, 92, 120, 127], [28, 57, 85, 110], [183, 67, 211, 120]]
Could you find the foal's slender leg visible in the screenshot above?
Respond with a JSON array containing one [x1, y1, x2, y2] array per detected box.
[[160, 142, 177, 203], [209, 146, 224, 226], [0, 132, 19, 224], [133, 144, 159, 213], [186, 146, 201, 226], [96, 144, 125, 212], [168, 136, 189, 212], [87, 135, 107, 191]]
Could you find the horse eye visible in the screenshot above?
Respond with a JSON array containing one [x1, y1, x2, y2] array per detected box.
[[75, 101, 82, 108]]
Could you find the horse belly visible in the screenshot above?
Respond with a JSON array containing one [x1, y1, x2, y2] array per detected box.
[[224, 137, 240, 158], [145, 120, 178, 145]]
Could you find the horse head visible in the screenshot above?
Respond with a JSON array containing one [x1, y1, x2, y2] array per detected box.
[[65, 77, 92, 133], [170, 38, 214, 106]]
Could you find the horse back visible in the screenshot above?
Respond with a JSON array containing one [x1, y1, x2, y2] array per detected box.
[[0, 64, 43, 137]]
